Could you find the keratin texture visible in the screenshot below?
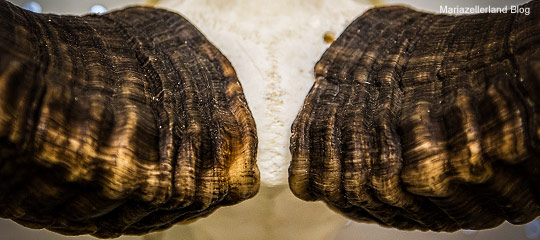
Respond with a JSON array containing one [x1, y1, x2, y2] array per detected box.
[[0, 1, 259, 237], [290, 0, 540, 231]]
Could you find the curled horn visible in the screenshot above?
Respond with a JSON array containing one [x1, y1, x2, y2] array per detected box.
[[0, 1, 259, 237], [290, 0, 540, 231]]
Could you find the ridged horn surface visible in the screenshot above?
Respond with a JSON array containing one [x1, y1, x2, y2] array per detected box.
[[0, 1, 259, 238], [290, 0, 540, 231]]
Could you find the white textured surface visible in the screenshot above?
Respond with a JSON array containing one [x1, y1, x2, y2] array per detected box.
[[156, 0, 372, 187]]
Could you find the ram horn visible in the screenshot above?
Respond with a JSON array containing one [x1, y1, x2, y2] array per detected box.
[[290, 0, 540, 231], [0, 1, 259, 237]]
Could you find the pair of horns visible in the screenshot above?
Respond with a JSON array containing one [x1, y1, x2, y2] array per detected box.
[[1, 0, 539, 237]]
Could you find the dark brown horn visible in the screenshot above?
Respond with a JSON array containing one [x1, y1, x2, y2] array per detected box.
[[290, 0, 540, 231], [0, 1, 259, 237]]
